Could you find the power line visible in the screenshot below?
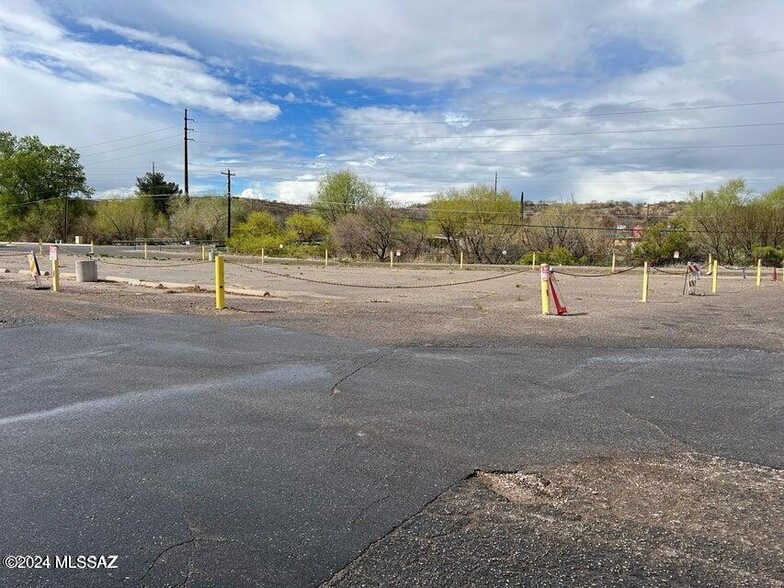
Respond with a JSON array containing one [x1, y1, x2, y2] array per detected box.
[[679, 47, 784, 64], [329, 99, 784, 127], [86, 142, 182, 165], [75, 125, 181, 149], [350, 141, 784, 155], [332, 120, 784, 141], [80, 134, 182, 158], [196, 120, 784, 141]]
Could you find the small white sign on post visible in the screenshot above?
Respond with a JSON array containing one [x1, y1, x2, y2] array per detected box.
[[540, 264, 550, 281], [673, 250, 680, 259], [49, 245, 58, 261]]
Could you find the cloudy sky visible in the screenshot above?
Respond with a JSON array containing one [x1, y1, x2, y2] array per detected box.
[[1, 0, 783, 204]]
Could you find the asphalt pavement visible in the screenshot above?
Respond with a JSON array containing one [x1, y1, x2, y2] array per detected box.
[[0, 314, 781, 587]]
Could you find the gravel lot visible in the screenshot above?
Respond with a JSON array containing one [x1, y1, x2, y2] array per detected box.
[[1, 249, 782, 586], [1, 250, 782, 351]]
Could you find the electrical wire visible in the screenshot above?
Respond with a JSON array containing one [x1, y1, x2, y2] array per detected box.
[[196, 120, 784, 143], [347, 141, 784, 155], [75, 126, 181, 149], [327, 99, 784, 127], [80, 134, 182, 158], [86, 142, 182, 165]]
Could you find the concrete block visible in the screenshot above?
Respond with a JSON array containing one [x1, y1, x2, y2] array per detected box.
[[75, 260, 98, 282]]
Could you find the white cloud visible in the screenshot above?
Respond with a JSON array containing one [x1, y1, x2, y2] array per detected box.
[[80, 17, 201, 58], [272, 178, 319, 203], [63, 0, 781, 84], [0, 2, 279, 121], [239, 187, 264, 199], [5, 0, 784, 203]]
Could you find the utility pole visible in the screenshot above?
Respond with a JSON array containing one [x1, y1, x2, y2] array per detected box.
[[520, 191, 525, 219], [63, 189, 68, 242], [494, 172, 498, 195], [184, 108, 194, 199], [221, 169, 236, 239], [59, 174, 75, 242], [152, 162, 155, 175]]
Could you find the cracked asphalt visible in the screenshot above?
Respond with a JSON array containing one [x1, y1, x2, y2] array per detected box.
[[0, 310, 781, 587]]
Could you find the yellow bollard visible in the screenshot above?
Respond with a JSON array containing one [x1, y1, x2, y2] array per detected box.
[[202, 244, 206, 262], [325, 249, 329, 268], [755, 258, 762, 287], [708, 253, 712, 269], [611, 252, 616, 273], [90, 240, 94, 255], [711, 260, 718, 294], [390, 250, 394, 269], [540, 264, 550, 315], [38, 241, 43, 255], [51, 258, 59, 292], [214, 255, 225, 310], [460, 251, 464, 269], [532, 252, 537, 269], [641, 262, 649, 302], [144, 242, 148, 260]]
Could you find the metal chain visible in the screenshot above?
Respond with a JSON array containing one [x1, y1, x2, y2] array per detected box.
[[231, 262, 531, 289], [552, 265, 640, 278], [96, 258, 209, 268], [55, 245, 93, 257], [650, 266, 685, 276], [718, 263, 752, 270]]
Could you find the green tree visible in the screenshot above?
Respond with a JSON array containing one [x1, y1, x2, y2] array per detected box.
[[525, 202, 610, 264], [135, 171, 181, 216], [752, 186, 784, 253], [633, 221, 693, 265], [285, 212, 329, 244], [93, 198, 164, 242], [0, 132, 93, 239], [311, 170, 377, 224], [429, 185, 522, 263], [683, 179, 748, 263], [227, 211, 288, 254], [682, 179, 784, 264], [167, 196, 248, 242]]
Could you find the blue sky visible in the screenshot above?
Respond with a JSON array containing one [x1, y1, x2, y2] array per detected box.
[[2, 0, 784, 204]]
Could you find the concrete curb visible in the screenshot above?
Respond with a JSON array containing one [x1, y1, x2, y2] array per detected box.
[[102, 276, 288, 299]]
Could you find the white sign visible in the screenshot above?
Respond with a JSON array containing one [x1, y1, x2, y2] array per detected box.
[[540, 264, 550, 280], [49, 246, 58, 261], [673, 251, 680, 259]]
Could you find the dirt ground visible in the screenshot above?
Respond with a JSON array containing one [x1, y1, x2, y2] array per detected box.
[[1, 250, 782, 352], [2, 251, 783, 586]]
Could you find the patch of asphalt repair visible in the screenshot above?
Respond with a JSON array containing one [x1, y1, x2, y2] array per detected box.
[[324, 453, 784, 588]]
